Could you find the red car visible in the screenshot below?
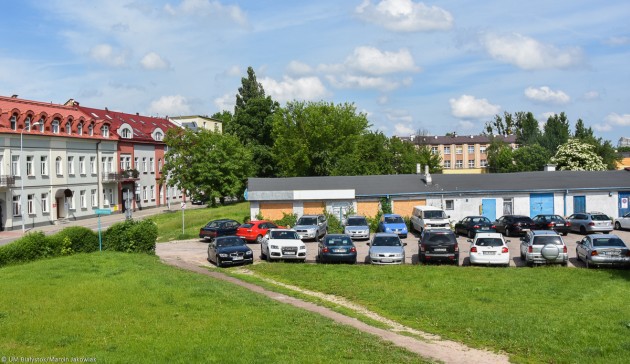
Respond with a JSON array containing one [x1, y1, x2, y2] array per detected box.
[[236, 220, 283, 243]]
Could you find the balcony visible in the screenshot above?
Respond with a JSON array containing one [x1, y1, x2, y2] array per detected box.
[[102, 172, 121, 183], [0, 175, 16, 187]]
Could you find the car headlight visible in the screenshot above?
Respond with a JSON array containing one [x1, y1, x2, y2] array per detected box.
[[385, 227, 392, 232], [270, 245, 279, 249], [245, 250, 253, 255], [218, 254, 228, 258], [299, 245, 306, 250]]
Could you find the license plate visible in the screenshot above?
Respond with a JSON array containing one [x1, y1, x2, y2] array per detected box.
[[333, 249, 346, 253], [483, 251, 495, 255], [603, 251, 619, 256], [556, 224, 564, 226], [381, 258, 392, 263], [434, 248, 447, 252], [232, 256, 243, 260], [284, 251, 296, 255]]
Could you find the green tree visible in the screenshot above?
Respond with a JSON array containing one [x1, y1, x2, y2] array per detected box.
[[486, 139, 515, 173], [484, 111, 517, 136], [513, 144, 550, 172], [515, 112, 541, 145], [211, 110, 233, 132], [550, 139, 607, 171], [333, 131, 392, 175], [161, 128, 253, 206], [573, 119, 621, 170], [540, 112, 571, 154]]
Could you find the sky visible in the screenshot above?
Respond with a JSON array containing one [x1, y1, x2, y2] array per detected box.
[[1, 0, 629, 144]]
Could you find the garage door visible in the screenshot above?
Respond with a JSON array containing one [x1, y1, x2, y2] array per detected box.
[[303, 201, 325, 215], [530, 193, 554, 217], [357, 201, 379, 218], [259, 202, 293, 221], [393, 199, 426, 217]]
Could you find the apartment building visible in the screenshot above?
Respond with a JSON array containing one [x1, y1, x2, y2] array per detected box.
[[169, 115, 223, 133]]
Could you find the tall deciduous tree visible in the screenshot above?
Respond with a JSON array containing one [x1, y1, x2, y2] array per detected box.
[[573, 119, 621, 170], [486, 139, 515, 173], [161, 128, 253, 206], [540, 112, 571, 154], [550, 139, 607, 171], [513, 144, 550, 172], [515, 112, 541, 145]]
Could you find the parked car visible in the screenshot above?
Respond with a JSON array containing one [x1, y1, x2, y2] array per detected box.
[[575, 234, 630, 269], [199, 219, 240, 241], [418, 229, 459, 265], [260, 229, 307, 262], [531, 214, 570, 236], [567, 212, 613, 234], [454, 216, 495, 238], [519, 230, 568, 266], [294, 214, 328, 241], [467, 232, 510, 267], [316, 234, 357, 264], [191, 195, 209, 205], [494, 215, 536, 237], [236, 220, 282, 243], [410, 205, 450, 233], [207, 236, 253, 267], [377, 214, 408, 238], [614, 212, 630, 231], [343, 215, 370, 240], [367, 233, 406, 265]]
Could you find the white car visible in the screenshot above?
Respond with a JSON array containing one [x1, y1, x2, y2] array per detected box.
[[260, 229, 307, 262], [467, 232, 510, 267], [614, 212, 630, 230]]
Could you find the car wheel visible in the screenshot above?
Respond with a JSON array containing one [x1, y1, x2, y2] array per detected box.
[[260, 245, 267, 260], [520, 250, 525, 260], [467, 230, 474, 239], [215, 256, 222, 268], [255, 235, 263, 244], [580, 226, 586, 234], [585, 258, 591, 269], [615, 221, 621, 230], [575, 249, 580, 262], [563, 232, 568, 236], [301, 259, 306, 263], [505, 228, 511, 237]]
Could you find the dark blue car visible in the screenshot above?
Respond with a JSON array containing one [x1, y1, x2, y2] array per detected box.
[[207, 236, 253, 267], [316, 234, 357, 264]]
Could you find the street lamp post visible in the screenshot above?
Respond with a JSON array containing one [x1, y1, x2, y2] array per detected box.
[[19, 121, 40, 233]]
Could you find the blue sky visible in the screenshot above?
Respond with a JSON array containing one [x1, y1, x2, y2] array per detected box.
[[1, 0, 629, 144]]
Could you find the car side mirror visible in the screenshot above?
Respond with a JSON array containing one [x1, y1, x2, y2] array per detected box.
[[366, 243, 371, 246], [576, 241, 581, 245], [506, 240, 511, 243], [467, 239, 472, 243], [447, 215, 450, 218], [403, 242, 407, 246]]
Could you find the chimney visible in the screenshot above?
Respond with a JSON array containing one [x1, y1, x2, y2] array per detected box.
[[544, 164, 557, 172], [416, 163, 421, 174], [105, 107, 109, 112], [424, 165, 432, 186]]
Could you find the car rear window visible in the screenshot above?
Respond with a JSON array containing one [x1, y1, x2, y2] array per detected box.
[[532, 236, 563, 245], [240, 223, 253, 228], [591, 214, 610, 221], [424, 234, 456, 245], [325, 237, 353, 246], [592, 238, 626, 247], [514, 217, 532, 222], [475, 238, 504, 247]]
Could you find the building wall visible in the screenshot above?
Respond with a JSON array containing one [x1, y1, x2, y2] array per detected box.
[[392, 198, 425, 216]]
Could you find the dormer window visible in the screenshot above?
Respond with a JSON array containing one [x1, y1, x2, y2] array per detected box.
[[77, 122, 83, 136], [25, 116, 32, 131], [88, 124, 94, 136], [66, 120, 72, 135], [101, 125, 109, 138], [10, 114, 17, 130], [38, 117, 45, 132], [52, 119, 60, 134], [154, 131, 163, 141], [121, 128, 132, 138]]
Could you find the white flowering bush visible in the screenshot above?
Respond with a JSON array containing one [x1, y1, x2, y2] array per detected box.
[[550, 139, 607, 171]]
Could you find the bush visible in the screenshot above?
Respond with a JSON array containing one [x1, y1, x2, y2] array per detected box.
[[367, 211, 383, 233], [52, 226, 99, 253], [324, 212, 344, 234], [0, 231, 55, 267], [103, 219, 157, 254], [274, 212, 297, 228]]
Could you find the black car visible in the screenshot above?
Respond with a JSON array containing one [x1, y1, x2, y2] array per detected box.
[[454, 216, 496, 238], [532, 214, 570, 236], [316, 234, 357, 264], [418, 229, 459, 265], [494, 215, 536, 237], [199, 219, 240, 241], [207, 236, 253, 267]]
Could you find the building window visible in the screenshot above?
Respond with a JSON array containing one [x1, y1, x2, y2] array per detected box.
[[468, 160, 475, 168], [80, 190, 86, 209], [445, 200, 454, 210], [143, 186, 148, 201], [142, 157, 147, 173], [101, 157, 107, 173], [27, 194, 35, 215], [41, 156, 48, 176], [13, 195, 21, 216], [444, 146, 451, 154], [150, 157, 154, 173], [91, 189, 97, 207], [135, 189, 141, 203], [88, 124, 94, 136], [79, 156, 86, 174], [41, 193, 49, 213], [431, 147, 438, 154], [134, 157, 139, 169], [55, 157, 63, 175], [77, 122, 83, 135], [89, 157, 96, 174], [108, 189, 114, 206], [68, 195, 75, 210], [52, 119, 60, 134], [67, 156, 75, 175], [455, 160, 463, 169], [468, 145, 474, 154], [455, 147, 463, 155], [10, 114, 17, 130], [38, 117, 45, 132], [66, 121, 72, 135], [158, 158, 163, 172], [26, 156, 34, 176], [107, 157, 113, 173], [25, 116, 32, 131], [150, 185, 155, 200], [480, 159, 488, 167], [122, 129, 131, 138], [155, 131, 163, 141], [11, 155, 19, 176], [480, 146, 487, 154], [503, 198, 513, 215], [444, 160, 451, 168], [101, 125, 109, 138]]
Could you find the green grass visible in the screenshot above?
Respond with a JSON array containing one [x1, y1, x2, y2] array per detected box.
[[0, 253, 428, 363], [247, 264, 630, 364], [152, 202, 249, 242]]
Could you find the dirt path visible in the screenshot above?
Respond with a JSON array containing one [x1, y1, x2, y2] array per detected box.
[[158, 247, 510, 364]]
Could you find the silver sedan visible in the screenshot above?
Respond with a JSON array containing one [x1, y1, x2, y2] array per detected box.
[[367, 233, 406, 265], [575, 234, 630, 268]]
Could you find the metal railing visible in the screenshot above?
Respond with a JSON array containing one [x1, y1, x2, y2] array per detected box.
[[0, 175, 16, 187]]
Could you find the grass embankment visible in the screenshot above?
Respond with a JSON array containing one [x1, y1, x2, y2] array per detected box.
[[153, 202, 249, 242], [0, 253, 427, 363], [247, 263, 630, 364]]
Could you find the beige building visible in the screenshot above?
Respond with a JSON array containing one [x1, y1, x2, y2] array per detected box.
[[169, 115, 223, 133], [399, 134, 518, 174]]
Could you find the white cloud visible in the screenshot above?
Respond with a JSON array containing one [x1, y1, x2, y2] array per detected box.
[[355, 0, 453, 32], [89, 44, 129, 67], [457, 120, 475, 130], [394, 123, 415, 135], [346, 46, 420, 75], [449, 95, 500, 119], [582, 91, 600, 100], [326, 74, 402, 91], [286, 61, 313, 75], [593, 123, 612, 132], [604, 36, 630, 46], [225, 65, 241, 77], [524, 86, 570, 104], [148, 95, 191, 116], [214, 93, 235, 113], [140, 52, 170, 70], [540, 112, 558, 121], [605, 113, 630, 126], [260, 76, 328, 103], [165, 0, 247, 26], [377, 95, 389, 105], [480, 32, 584, 70]]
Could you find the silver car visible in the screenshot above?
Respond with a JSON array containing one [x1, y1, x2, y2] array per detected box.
[[519, 230, 568, 266], [614, 212, 630, 231], [294, 214, 328, 241], [567, 212, 613, 234], [575, 234, 630, 269], [367, 233, 406, 265], [344, 215, 370, 240]]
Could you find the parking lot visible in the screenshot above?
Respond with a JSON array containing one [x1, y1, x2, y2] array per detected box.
[[157, 228, 630, 268]]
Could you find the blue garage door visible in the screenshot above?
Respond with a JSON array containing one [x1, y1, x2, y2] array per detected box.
[[530, 193, 554, 217], [573, 196, 586, 214], [481, 199, 496, 221], [619, 192, 630, 217]]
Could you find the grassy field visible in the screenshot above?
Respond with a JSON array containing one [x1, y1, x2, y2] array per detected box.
[[0, 253, 427, 363], [246, 263, 630, 364], [152, 202, 249, 242]]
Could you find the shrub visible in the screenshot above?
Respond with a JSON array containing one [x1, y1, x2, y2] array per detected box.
[[367, 211, 383, 233], [323, 211, 343, 234], [53, 226, 99, 253], [0, 231, 55, 267], [274, 212, 297, 228], [103, 219, 157, 254]]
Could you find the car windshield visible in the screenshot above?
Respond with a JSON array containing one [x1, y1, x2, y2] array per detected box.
[[270, 230, 299, 240], [592, 238, 626, 247], [424, 234, 456, 245], [347, 217, 368, 226], [471, 217, 491, 224], [591, 214, 610, 221], [206, 221, 219, 228], [532, 236, 563, 245], [297, 217, 317, 225], [425, 210, 446, 219], [384, 216, 404, 224], [475, 238, 503, 247], [325, 237, 353, 246], [216, 237, 245, 247], [372, 236, 402, 246]]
